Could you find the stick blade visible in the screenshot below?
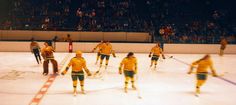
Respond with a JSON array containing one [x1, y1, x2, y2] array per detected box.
[[138, 96, 142, 99]]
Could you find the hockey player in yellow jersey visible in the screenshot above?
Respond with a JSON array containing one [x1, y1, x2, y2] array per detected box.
[[99, 41, 116, 69], [41, 41, 58, 75], [92, 40, 104, 64], [188, 54, 218, 96], [61, 50, 92, 95], [219, 38, 228, 56], [149, 43, 165, 68], [119, 52, 137, 93]]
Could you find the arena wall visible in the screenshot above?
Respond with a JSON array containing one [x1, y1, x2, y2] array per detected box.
[[0, 30, 150, 42], [0, 41, 236, 54], [164, 44, 236, 54]]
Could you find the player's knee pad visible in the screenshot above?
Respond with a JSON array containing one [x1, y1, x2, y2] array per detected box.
[[131, 81, 134, 85], [154, 62, 157, 65], [52, 60, 58, 65], [197, 80, 204, 87], [73, 81, 77, 85], [80, 80, 84, 85], [200, 80, 205, 85], [43, 60, 49, 64], [131, 77, 135, 81], [125, 77, 130, 81]]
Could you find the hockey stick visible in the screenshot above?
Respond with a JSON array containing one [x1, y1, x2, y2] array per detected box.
[[167, 55, 236, 86], [91, 66, 107, 80], [93, 66, 102, 76], [149, 55, 173, 70], [135, 74, 142, 99], [190, 72, 225, 77], [62, 73, 102, 80], [96, 66, 107, 80]]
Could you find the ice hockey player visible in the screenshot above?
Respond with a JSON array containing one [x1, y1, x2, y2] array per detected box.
[[149, 43, 165, 68], [98, 41, 116, 69], [119, 52, 137, 93], [219, 38, 228, 56], [30, 38, 42, 64], [61, 50, 92, 95], [92, 40, 104, 64], [188, 54, 218, 96], [41, 41, 58, 75]]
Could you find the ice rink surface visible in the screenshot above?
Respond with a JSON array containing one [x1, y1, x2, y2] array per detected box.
[[0, 52, 236, 105]]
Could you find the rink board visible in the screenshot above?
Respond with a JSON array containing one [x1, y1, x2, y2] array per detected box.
[[0, 41, 236, 54]]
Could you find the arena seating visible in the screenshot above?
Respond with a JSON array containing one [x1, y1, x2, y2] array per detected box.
[[0, 0, 235, 44]]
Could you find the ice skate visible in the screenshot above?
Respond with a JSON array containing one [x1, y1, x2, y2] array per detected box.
[[81, 88, 85, 94], [73, 89, 77, 96], [124, 87, 128, 93], [132, 85, 137, 90]]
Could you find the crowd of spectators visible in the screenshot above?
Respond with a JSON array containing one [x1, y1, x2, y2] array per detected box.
[[1, 0, 235, 43]]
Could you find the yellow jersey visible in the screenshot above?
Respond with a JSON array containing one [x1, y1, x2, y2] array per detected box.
[[120, 57, 137, 71], [67, 57, 87, 72], [151, 46, 163, 56], [94, 43, 104, 52], [101, 43, 112, 55], [191, 59, 215, 73], [41, 46, 54, 58]]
